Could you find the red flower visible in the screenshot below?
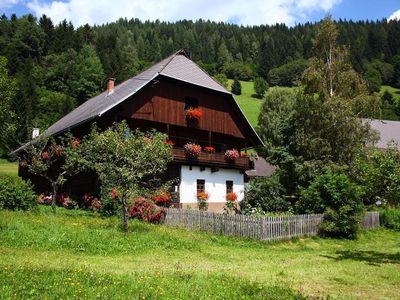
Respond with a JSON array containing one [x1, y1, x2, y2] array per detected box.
[[225, 149, 239, 161], [196, 191, 209, 201], [72, 138, 80, 149], [165, 140, 175, 146], [185, 108, 203, 120], [226, 192, 238, 202], [54, 145, 63, 157], [129, 197, 166, 223], [184, 143, 202, 159], [41, 151, 49, 160], [151, 191, 171, 204], [204, 146, 216, 154], [109, 188, 120, 200]]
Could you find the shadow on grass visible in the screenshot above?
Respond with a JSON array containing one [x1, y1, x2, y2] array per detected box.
[[324, 250, 400, 266]]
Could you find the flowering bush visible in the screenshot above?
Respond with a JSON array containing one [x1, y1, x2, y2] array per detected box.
[[71, 138, 80, 149], [225, 149, 240, 161], [54, 145, 63, 157], [204, 146, 216, 154], [224, 192, 239, 214], [197, 191, 209, 211], [151, 190, 171, 204], [82, 193, 102, 211], [185, 108, 202, 120], [129, 197, 166, 223], [109, 188, 120, 200], [41, 151, 49, 160], [184, 143, 202, 159]]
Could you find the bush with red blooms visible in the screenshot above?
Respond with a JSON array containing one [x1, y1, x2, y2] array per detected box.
[[82, 193, 102, 211], [225, 192, 239, 214], [225, 149, 240, 161], [151, 190, 171, 204], [58, 193, 77, 209], [204, 146, 216, 154], [109, 188, 120, 200], [184, 143, 202, 159], [196, 191, 209, 211], [54, 145, 63, 157], [129, 197, 166, 223], [185, 108, 202, 120]]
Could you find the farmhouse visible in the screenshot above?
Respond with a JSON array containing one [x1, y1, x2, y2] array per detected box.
[[15, 50, 268, 212]]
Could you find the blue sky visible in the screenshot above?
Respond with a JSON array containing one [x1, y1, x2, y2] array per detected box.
[[0, 0, 399, 27]]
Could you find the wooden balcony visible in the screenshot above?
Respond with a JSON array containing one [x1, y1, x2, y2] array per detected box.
[[173, 148, 251, 170]]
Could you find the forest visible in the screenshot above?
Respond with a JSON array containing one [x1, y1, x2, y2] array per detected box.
[[1, 13, 400, 157]]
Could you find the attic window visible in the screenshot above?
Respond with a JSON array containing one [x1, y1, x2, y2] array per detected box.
[[184, 96, 199, 110]]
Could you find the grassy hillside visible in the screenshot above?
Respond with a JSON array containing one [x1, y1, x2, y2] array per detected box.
[[0, 159, 18, 177], [228, 79, 263, 127], [1, 207, 399, 299], [380, 85, 400, 121]]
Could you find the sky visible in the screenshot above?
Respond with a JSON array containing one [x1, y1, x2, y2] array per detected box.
[[0, 0, 399, 27]]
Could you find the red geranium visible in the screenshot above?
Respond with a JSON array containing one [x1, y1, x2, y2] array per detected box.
[[41, 151, 49, 160], [225, 149, 240, 161], [226, 192, 238, 202], [54, 145, 63, 157], [184, 143, 202, 159], [197, 191, 209, 201], [165, 140, 175, 146], [151, 190, 171, 204], [185, 108, 203, 120], [204, 146, 216, 154]]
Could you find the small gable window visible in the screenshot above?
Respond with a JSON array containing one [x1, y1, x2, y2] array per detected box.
[[185, 96, 199, 110]]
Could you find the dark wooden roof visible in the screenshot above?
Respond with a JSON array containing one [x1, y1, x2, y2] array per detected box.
[[245, 157, 276, 177], [364, 118, 400, 149], [13, 50, 262, 154]]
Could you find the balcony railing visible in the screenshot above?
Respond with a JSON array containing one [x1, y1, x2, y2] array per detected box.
[[172, 148, 251, 170]]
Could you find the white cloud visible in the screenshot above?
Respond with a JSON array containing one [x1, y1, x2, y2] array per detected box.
[[26, 0, 342, 27], [0, 0, 19, 9], [389, 9, 400, 21]]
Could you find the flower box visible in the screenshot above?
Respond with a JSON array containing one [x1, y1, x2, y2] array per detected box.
[[185, 108, 202, 120], [204, 146, 216, 154], [184, 143, 202, 159], [225, 149, 239, 161]]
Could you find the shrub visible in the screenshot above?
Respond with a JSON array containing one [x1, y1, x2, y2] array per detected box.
[[0, 175, 36, 210], [254, 77, 269, 98], [214, 73, 228, 88], [380, 208, 400, 230], [242, 174, 290, 213], [381, 90, 394, 105], [298, 171, 364, 239], [231, 79, 242, 95], [129, 197, 166, 223]]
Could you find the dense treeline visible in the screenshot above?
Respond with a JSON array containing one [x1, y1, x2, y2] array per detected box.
[[1, 13, 400, 156]]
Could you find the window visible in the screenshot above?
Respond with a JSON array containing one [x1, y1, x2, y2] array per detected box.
[[185, 96, 199, 110], [226, 180, 233, 194], [197, 179, 205, 193]]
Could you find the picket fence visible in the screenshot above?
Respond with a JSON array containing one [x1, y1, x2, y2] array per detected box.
[[164, 209, 380, 241]]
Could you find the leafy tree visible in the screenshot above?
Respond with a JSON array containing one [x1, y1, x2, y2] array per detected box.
[[213, 73, 228, 88], [297, 171, 364, 239], [364, 67, 382, 93], [243, 174, 290, 213], [350, 144, 400, 208], [0, 56, 17, 156], [231, 79, 242, 95], [381, 90, 394, 105], [73, 122, 173, 231], [22, 136, 78, 211], [222, 62, 253, 80], [253, 77, 268, 98], [268, 59, 309, 87]]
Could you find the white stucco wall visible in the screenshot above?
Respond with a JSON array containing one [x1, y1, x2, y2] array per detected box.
[[179, 165, 244, 203]]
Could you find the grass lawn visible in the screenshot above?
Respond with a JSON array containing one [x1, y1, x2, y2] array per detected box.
[[1, 207, 399, 299], [228, 79, 263, 127], [0, 159, 18, 177]]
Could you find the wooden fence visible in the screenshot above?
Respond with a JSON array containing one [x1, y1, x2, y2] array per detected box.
[[164, 209, 380, 241]]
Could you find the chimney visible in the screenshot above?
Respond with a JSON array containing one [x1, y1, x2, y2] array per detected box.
[[107, 78, 115, 94], [32, 128, 40, 139]]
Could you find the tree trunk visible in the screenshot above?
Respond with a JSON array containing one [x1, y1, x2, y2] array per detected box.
[[121, 195, 129, 232], [51, 182, 57, 213]]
